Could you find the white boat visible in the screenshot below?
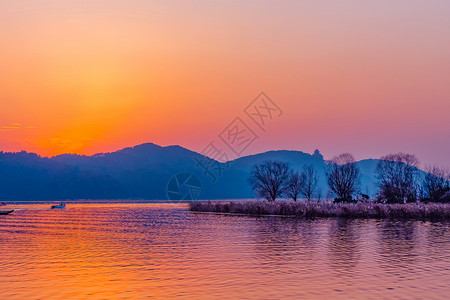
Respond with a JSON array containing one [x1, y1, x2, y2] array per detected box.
[[51, 203, 66, 209]]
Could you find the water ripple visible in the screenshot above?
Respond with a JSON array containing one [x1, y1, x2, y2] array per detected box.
[[1, 203, 450, 299]]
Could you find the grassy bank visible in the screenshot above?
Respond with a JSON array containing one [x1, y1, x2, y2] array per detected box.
[[190, 201, 450, 220]]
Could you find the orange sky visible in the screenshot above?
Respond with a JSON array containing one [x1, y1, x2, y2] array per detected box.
[[0, 1, 449, 166]]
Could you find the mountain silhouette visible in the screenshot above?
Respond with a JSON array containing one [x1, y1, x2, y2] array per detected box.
[[0, 143, 413, 201]]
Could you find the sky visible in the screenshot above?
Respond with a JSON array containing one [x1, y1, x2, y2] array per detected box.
[[0, 0, 449, 166]]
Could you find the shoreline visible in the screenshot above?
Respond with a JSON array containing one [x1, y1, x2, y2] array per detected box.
[[190, 201, 450, 221]]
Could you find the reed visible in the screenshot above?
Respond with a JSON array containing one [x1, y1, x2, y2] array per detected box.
[[189, 201, 450, 220]]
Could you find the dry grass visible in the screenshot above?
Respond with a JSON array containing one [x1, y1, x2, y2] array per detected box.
[[190, 201, 450, 220]]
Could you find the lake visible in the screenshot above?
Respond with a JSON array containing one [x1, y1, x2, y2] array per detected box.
[[1, 202, 449, 299]]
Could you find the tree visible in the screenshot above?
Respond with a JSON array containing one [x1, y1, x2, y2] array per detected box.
[[376, 153, 420, 204], [423, 166, 450, 202], [284, 171, 304, 201], [326, 153, 360, 202], [299, 165, 319, 201], [248, 160, 291, 201]]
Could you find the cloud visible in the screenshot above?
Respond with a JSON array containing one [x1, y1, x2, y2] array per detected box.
[[1, 126, 20, 130], [0, 123, 35, 131]]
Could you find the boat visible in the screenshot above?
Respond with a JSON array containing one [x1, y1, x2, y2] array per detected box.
[[0, 202, 6, 206], [0, 210, 14, 215], [51, 203, 66, 209]]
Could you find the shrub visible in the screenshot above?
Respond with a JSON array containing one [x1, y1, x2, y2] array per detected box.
[[190, 201, 450, 220]]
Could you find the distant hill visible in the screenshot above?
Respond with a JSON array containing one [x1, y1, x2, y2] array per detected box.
[[0, 143, 420, 201]]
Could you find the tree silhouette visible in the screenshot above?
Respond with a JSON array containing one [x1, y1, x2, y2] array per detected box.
[[299, 165, 319, 201], [376, 153, 420, 203], [284, 171, 303, 201], [326, 153, 360, 202], [248, 160, 291, 201], [423, 165, 450, 202]]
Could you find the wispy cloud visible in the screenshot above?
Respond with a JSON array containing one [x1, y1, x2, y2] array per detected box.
[[0, 123, 35, 131]]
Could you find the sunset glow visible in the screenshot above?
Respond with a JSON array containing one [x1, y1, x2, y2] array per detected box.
[[1, 1, 449, 165]]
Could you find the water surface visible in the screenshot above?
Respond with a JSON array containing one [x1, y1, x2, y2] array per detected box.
[[1, 203, 449, 299]]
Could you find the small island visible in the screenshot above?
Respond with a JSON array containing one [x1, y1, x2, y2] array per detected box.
[[191, 152, 450, 221], [190, 201, 450, 220]]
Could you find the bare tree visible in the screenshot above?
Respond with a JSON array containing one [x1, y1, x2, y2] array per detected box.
[[326, 153, 360, 202], [284, 171, 304, 202], [423, 166, 450, 202], [376, 153, 420, 204], [299, 165, 319, 201], [248, 160, 291, 201]]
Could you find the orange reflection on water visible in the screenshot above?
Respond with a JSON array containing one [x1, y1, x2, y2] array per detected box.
[[1, 203, 450, 299]]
